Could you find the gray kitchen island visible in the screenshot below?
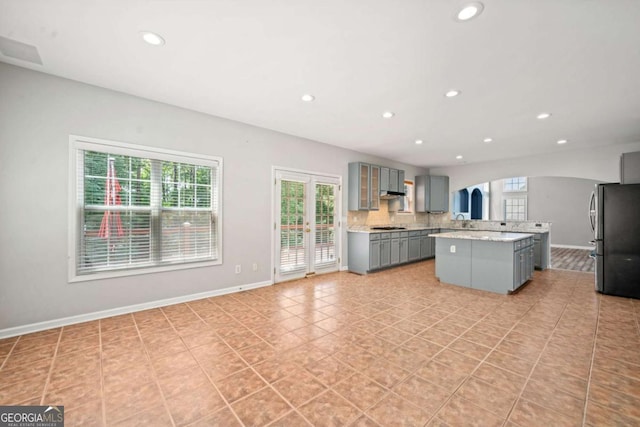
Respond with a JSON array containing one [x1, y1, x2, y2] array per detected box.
[[431, 230, 535, 294]]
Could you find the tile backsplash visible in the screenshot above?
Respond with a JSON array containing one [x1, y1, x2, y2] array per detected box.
[[348, 199, 430, 226]]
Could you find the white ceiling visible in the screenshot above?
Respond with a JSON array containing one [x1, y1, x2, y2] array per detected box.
[[2, 0, 640, 168]]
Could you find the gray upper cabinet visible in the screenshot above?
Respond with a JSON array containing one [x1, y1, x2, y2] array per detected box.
[[389, 169, 399, 192], [348, 162, 380, 210], [415, 175, 450, 212], [621, 151, 640, 184], [380, 167, 390, 191], [349, 162, 404, 210], [370, 165, 380, 210], [380, 167, 404, 193]]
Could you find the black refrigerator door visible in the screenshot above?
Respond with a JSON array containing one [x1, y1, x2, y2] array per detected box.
[[601, 184, 640, 299]]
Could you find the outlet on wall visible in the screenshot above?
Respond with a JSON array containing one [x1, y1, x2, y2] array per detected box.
[[235, 265, 241, 274], [252, 263, 258, 271], [450, 245, 456, 253]]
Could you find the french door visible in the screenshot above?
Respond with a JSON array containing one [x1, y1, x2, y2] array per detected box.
[[274, 169, 341, 283]]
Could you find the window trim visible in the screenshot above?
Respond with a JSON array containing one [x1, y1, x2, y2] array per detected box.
[[68, 135, 223, 283], [399, 179, 414, 213], [503, 176, 527, 192], [503, 196, 527, 221]]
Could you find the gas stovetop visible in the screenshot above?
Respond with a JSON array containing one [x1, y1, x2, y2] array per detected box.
[[371, 226, 407, 230]]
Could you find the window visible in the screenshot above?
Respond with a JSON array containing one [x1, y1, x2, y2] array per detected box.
[[504, 197, 527, 221], [503, 177, 527, 192], [69, 136, 222, 281], [400, 180, 414, 213]]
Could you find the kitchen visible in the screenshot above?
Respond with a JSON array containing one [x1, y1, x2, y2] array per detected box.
[[2, 1, 640, 426]]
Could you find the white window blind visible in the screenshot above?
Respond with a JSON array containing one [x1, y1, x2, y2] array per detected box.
[[70, 136, 221, 280], [279, 180, 306, 273]]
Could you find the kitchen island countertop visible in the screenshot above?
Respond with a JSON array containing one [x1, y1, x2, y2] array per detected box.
[[430, 230, 534, 242]]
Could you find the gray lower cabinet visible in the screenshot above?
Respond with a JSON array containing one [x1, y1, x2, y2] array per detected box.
[[380, 236, 391, 268], [390, 238, 400, 264], [348, 229, 434, 274], [420, 229, 437, 259], [436, 235, 535, 294], [533, 232, 549, 269], [408, 231, 421, 261], [513, 237, 535, 290], [399, 234, 409, 263], [369, 239, 381, 270]]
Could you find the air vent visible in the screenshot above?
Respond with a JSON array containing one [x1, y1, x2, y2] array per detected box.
[[0, 36, 42, 65]]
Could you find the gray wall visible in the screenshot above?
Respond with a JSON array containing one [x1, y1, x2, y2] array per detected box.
[[528, 176, 602, 247], [0, 63, 428, 331], [431, 140, 640, 193]]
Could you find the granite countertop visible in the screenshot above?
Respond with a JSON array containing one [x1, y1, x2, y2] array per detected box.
[[348, 222, 550, 234], [429, 230, 534, 242], [348, 225, 440, 233]]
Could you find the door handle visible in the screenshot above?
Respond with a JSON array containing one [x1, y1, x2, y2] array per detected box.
[[305, 228, 311, 233]]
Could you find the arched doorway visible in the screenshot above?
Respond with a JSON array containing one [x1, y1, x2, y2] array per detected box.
[[458, 189, 469, 213], [471, 188, 483, 219]]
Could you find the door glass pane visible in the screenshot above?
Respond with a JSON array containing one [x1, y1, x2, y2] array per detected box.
[[360, 164, 368, 208], [280, 180, 306, 272], [370, 166, 379, 209], [314, 183, 336, 265]]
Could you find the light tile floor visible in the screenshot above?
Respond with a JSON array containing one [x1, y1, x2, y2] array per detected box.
[[1, 260, 639, 426]]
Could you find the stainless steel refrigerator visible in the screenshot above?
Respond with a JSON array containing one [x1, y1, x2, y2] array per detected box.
[[589, 183, 640, 299]]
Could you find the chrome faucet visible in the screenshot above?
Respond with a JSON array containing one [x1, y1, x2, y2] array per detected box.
[[455, 213, 465, 220]]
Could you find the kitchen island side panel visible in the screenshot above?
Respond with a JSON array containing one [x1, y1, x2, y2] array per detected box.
[[471, 240, 515, 294], [435, 238, 472, 287], [347, 232, 371, 274]]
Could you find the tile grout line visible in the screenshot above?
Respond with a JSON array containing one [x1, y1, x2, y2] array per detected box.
[[98, 321, 106, 427], [39, 329, 62, 407], [417, 300, 534, 426], [131, 312, 178, 427], [184, 299, 297, 427], [185, 299, 258, 427], [324, 297, 507, 424], [0, 336, 20, 372], [501, 279, 587, 426], [419, 279, 578, 426], [582, 291, 602, 427]]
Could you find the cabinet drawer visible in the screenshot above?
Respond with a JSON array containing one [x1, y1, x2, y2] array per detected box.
[[391, 232, 401, 238], [370, 233, 380, 241], [380, 232, 391, 240], [409, 231, 421, 237], [400, 232, 409, 238], [514, 240, 522, 250], [421, 230, 430, 236]]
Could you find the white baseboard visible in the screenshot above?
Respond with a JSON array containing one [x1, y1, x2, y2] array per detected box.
[[551, 244, 593, 250], [340, 265, 349, 271], [0, 280, 273, 340]]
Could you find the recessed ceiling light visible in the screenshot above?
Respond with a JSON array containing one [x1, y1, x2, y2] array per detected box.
[[537, 112, 552, 120], [483, 137, 493, 143], [415, 139, 424, 145], [301, 94, 315, 102], [456, 2, 484, 21], [140, 31, 165, 46], [445, 90, 460, 98], [456, 155, 463, 160], [557, 139, 568, 145], [382, 111, 395, 119]]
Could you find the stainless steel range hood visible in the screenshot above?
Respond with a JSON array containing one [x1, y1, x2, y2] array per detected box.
[[380, 190, 405, 199]]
